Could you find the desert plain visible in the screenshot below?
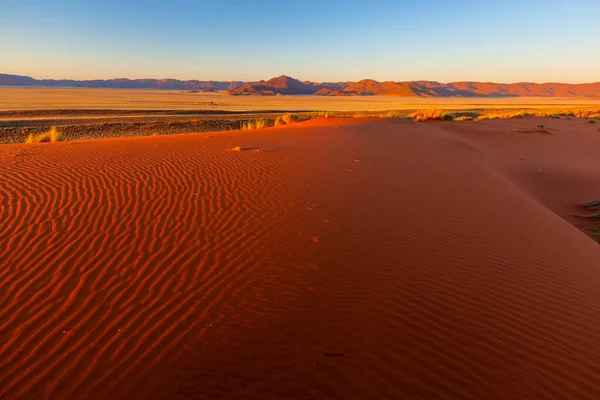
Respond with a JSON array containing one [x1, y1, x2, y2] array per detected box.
[[1, 88, 600, 399]]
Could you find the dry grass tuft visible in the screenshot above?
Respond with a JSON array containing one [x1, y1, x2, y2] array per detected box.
[[241, 119, 270, 130], [455, 115, 473, 121], [384, 111, 412, 119], [472, 107, 600, 121], [25, 126, 63, 143], [410, 109, 455, 121], [385, 111, 404, 118], [274, 113, 300, 126], [313, 111, 333, 118]]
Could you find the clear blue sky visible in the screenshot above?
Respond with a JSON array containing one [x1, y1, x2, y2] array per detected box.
[[1, 0, 599, 83]]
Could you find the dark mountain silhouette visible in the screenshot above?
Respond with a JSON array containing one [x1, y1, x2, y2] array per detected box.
[[0, 73, 235, 91], [2, 73, 600, 98]]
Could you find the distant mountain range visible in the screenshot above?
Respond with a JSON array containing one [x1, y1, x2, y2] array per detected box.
[[3, 73, 600, 98], [229, 75, 600, 98], [0, 73, 243, 91]]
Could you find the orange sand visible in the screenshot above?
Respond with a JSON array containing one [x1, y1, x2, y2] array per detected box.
[[1, 118, 600, 399], [3, 87, 600, 111]]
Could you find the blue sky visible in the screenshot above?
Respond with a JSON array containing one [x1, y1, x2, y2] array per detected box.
[[1, 0, 599, 83]]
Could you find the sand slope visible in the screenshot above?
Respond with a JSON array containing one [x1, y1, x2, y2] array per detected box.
[[1, 118, 600, 399]]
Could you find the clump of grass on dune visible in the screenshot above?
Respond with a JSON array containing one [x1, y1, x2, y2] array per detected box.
[[455, 115, 473, 121], [314, 110, 334, 118], [384, 111, 412, 119], [274, 113, 300, 126], [25, 126, 63, 143], [241, 118, 270, 130], [484, 111, 525, 119], [576, 109, 600, 118], [410, 109, 454, 121]]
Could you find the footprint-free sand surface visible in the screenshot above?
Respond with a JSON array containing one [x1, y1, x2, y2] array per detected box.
[[1, 118, 600, 399]]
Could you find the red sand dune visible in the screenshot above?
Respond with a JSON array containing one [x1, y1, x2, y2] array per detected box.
[[1, 118, 600, 399]]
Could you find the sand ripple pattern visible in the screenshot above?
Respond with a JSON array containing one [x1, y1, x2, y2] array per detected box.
[[0, 136, 297, 399], [2, 119, 600, 399]]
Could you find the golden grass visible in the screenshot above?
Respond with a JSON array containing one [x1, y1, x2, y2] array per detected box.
[[386, 110, 402, 118], [410, 109, 454, 121], [274, 113, 300, 126], [317, 111, 334, 118], [475, 107, 600, 120], [241, 118, 270, 130], [14, 105, 600, 145], [383, 111, 413, 119], [318, 107, 600, 122], [25, 126, 63, 143]]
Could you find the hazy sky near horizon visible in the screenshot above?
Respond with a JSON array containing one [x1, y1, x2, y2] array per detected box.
[[1, 0, 599, 83]]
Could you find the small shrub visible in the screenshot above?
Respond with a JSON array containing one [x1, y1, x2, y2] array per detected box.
[[587, 119, 597, 124], [25, 126, 63, 143], [537, 124, 544, 128]]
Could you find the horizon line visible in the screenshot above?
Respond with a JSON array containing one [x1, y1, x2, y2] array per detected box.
[[3, 72, 600, 86]]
